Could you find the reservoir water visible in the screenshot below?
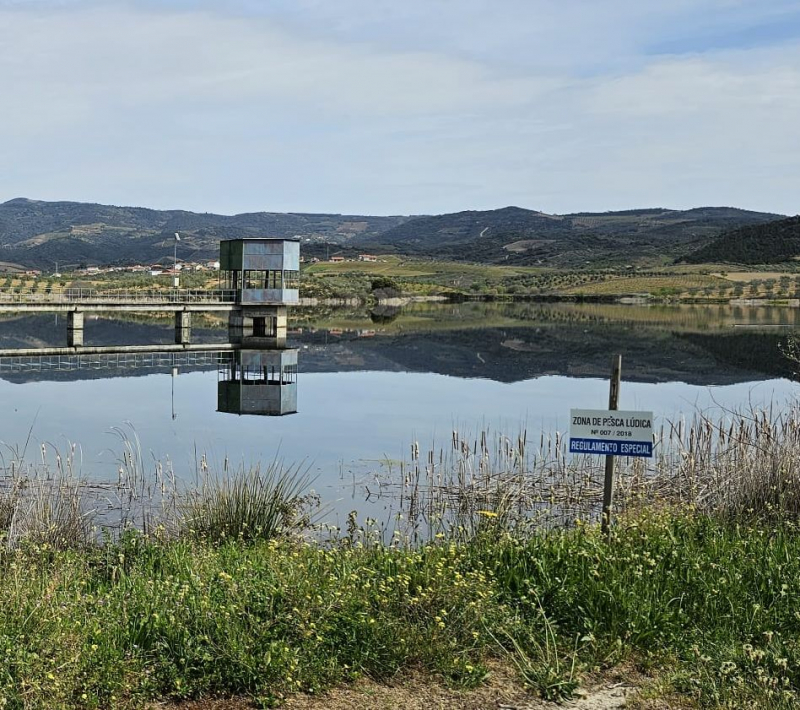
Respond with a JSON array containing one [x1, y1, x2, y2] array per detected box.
[[1, 301, 798, 523]]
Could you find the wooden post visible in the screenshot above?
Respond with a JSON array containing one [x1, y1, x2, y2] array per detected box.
[[601, 354, 622, 538]]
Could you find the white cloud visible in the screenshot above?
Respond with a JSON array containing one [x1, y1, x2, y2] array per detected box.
[[589, 49, 800, 116], [0, 2, 798, 214], [567, 48, 800, 210], [0, 5, 553, 118]]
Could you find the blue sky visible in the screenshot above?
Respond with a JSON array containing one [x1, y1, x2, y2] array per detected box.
[[1, 0, 799, 215]]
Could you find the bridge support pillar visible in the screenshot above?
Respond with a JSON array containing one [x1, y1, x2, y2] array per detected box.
[[67, 310, 84, 347], [175, 310, 192, 345], [228, 306, 287, 347]]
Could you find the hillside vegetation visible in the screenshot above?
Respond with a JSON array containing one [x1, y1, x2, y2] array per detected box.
[[0, 198, 408, 269], [358, 205, 782, 267], [0, 198, 785, 270], [682, 215, 800, 265]]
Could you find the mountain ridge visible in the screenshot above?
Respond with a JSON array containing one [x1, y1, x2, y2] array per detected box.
[[681, 215, 800, 265], [356, 204, 784, 266], [0, 198, 412, 268], [0, 198, 786, 269]]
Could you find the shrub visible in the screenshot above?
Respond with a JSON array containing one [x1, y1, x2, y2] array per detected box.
[[181, 462, 315, 543]]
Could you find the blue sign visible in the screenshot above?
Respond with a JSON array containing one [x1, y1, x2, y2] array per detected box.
[[568, 438, 652, 457]]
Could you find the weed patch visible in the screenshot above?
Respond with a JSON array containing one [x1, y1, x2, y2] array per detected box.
[[0, 514, 799, 707]]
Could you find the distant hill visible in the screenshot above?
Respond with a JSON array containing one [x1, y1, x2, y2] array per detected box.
[[0, 198, 785, 269], [357, 205, 783, 266], [681, 216, 800, 265], [0, 198, 410, 269]]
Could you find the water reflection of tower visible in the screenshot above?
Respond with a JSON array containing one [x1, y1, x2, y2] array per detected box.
[[217, 237, 301, 417], [217, 348, 298, 416]]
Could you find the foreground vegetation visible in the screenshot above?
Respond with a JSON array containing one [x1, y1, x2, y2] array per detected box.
[[1, 406, 800, 708], [2, 510, 800, 708]]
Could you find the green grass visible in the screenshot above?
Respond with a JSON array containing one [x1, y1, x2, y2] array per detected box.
[[182, 462, 315, 543], [2, 512, 800, 707], [8, 257, 799, 303], [561, 274, 724, 296], [6, 409, 800, 708]]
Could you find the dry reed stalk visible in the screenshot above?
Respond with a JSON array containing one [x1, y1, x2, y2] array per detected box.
[[0, 425, 184, 548], [376, 405, 800, 539]]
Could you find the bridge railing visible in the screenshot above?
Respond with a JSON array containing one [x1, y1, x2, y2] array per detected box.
[[0, 350, 229, 373], [0, 289, 238, 304]]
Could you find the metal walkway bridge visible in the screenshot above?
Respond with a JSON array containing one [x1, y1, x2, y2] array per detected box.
[[0, 345, 232, 374], [0, 288, 291, 347], [0, 289, 238, 313]]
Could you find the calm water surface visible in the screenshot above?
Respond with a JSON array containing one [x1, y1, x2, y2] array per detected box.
[[1, 302, 798, 520]]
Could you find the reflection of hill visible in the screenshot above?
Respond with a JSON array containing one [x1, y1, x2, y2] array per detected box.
[[677, 332, 794, 381], [0, 313, 227, 349], [292, 303, 798, 385], [296, 325, 793, 385], [0, 305, 796, 386]]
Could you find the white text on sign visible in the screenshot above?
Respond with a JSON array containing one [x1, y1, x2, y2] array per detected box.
[[569, 408, 654, 458]]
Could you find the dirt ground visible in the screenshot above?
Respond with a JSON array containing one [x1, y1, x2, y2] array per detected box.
[[152, 664, 687, 710]]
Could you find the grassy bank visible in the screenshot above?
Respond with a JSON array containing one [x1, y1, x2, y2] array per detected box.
[[2, 512, 800, 708], [5, 408, 800, 708]]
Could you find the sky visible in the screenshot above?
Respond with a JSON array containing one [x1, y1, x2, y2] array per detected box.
[[1, 0, 799, 216]]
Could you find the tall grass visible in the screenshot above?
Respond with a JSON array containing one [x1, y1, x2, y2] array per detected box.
[[0, 441, 95, 549], [0, 430, 315, 549], [0, 486, 16, 536], [5, 405, 800, 549], [377, 405, 800, 539], [5, 473, 93, 549], [182, 459, 316, 542]]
